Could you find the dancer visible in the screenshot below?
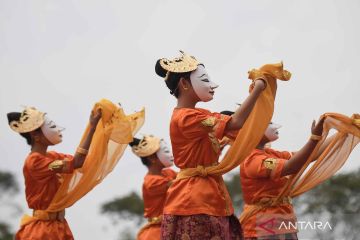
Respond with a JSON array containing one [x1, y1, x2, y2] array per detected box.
[[239, 111, 360, 240], [129, 135, 176, 240], [239, 119, 325, 239], [8, 100, 145, 240], [155, 51, 270, 239], [8, 107, 101, 239]]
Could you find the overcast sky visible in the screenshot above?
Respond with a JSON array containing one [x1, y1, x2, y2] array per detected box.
[[1, 0, 359, 239]]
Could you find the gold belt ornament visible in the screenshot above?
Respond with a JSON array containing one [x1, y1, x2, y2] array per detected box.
[[137, 215, 162, 238], [32, 209, 65, 221], [147, 216, 162, 224], [176, 163, 219, 180]]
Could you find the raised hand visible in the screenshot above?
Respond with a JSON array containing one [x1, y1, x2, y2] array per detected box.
[[90, 109, 102, 129], [311, 117, 325, 137]]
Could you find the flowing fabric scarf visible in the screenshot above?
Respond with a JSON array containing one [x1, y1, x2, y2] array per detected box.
[[239, 113, 360, 223], [176, 62, 291, 179], [20, 99, 145, 226]]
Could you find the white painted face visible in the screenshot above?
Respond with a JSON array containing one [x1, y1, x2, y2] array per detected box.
[[41, 116, 64, 145], [190, 65, 219, 102], [156, 139, 174, 167], [264, 122, 281, 142]]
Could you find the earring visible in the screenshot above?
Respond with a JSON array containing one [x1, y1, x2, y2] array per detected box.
[[183, 86, 189, 90]]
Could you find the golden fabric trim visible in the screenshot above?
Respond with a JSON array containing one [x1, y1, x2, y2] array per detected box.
[[48, 158, 72, 172], [148, 215, 162, 224], [9, 107, 45, 133], [264, 158, 277, 170], [208, 132, 221, 154], [137, 216, 162, 239], [201, 117, 216, 127], [48, 160, 64, 171], [160, 50, 199, 74], [201, 117, 221, 153]]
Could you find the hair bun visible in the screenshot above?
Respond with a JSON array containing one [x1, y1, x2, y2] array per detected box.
[[155, 59, 167, 78], [7, 112, 21, 125], [129, 137, 141, 147]]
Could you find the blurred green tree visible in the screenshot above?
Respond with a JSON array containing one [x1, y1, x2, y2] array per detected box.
[[101, 191, 144, 224], [0, 170, 19, 240], [298, 168, 360, 240]]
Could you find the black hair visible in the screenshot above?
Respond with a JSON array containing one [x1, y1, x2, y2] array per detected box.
[[155, 59, 192, 98], [129, 137, 151, 167], [220, 110, 235, 116], [7, 112, 40, 146]]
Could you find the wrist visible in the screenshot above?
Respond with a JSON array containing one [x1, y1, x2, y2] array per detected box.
[[310, 134, 322, 141], [89, 125, 97, 132], [254, 78, 267, 90], [76, 147, 88, 156]]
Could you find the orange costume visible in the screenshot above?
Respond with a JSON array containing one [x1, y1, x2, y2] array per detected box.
[[137, 168, 177, 240], [16, 151, 75, 240], [240, 148, 297, 238], [9, 100, 145, 240], [164, 108, 234, 216]]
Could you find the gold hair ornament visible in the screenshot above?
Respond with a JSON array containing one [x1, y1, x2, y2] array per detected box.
[[9, 107, 45, 133], [131, 135, 161, 157], [159, 50, 199, 78]]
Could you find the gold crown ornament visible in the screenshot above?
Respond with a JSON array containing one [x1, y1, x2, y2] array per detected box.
[[9, 107, 45, 133], [131, 135, 161, 157], [159, 50, 199, 76]]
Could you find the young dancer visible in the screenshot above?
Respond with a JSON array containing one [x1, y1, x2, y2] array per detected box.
[[8, 107, 101, 239], [155, 51, 268, 239], [130, 135, 176, 240]]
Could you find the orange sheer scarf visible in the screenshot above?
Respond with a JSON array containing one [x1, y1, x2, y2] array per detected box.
[[20, 99, 145, 227], [47, 99, 145, 211], [239, 113, 360, 223], [280, 113, 360, 198], [176, 62, 291, 178]]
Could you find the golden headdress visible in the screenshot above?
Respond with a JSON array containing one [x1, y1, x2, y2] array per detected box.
[[159, 50, 199, 76], [248, 61, 291, 82], [9, 107, 45, 133], [131, 135, 161, 157]]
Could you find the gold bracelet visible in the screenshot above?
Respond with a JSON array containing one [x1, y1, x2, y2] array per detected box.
[[310, 134, 322, 141], [76, 147, 89, 155]]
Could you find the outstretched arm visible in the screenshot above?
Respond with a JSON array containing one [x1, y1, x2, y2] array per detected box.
[[225, 79, 266, 131], [73, 109, 102, 169], [281, 118, 325, 176]]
